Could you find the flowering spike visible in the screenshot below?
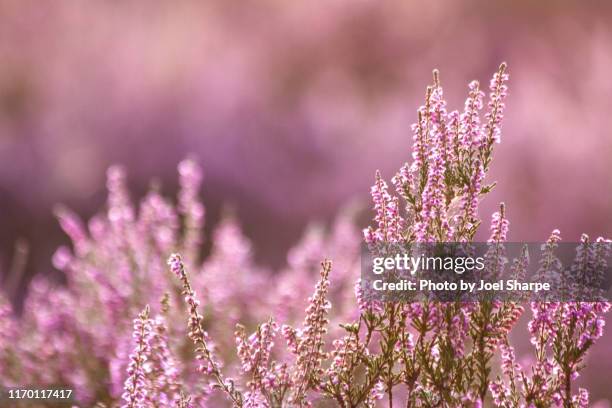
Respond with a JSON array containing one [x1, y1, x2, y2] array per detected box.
[[482, 63, 509, 168], [121, 305, 152, 408], [488, 203, 509, 243], [107, 165, 134, 229], [290, 259, 332, 406], [459, 80, 485, 149], [364, 171, 404, 244], [178, 159, 205, 264], [168, 253, 243, 407], [54, 206, 88, 253]]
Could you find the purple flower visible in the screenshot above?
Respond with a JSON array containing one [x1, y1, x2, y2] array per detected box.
[[121, 306, 153, 408], [364, 171, 405, 244]]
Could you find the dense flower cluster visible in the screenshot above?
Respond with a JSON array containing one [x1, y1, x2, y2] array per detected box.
[[122, 306, 153, 408], [0, 65, 609, 407]]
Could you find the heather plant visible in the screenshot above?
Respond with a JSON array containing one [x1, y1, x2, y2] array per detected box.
[[0, 64, 610, 408], [0, 159, 361, 406]]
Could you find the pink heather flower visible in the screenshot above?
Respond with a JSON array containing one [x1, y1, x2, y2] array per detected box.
[[281, 324, 299, 355], [0, 297, 18, 386], [368, 380, 385, 402], [570, 301, 610, 348], [288, 260, 332, 405], [570, 234, 611, 294], [446, 109, 460, 160], [591, 237, 612, 290], [354, 278, 383, 314], [417, 137, 450, 241], [481, 204, 510, 280], [54, 206, 88, 254], [139, 192, 179, 254], [413, 79, 454, 242], [533, 229, 563, 285], [499, 342, 519, 379], [521, 235, 610, 406], [168, 253, 186, 279], [571, 234, 595, 282], [391, 162, 414, 201], [324, 333, 366, 402], [243, 391, 266, 408], [483, 63, 509, 147], [51, 245, 73, 271], [443, 304, 471, 356], [106, 165, 135, 229], [429, 72, 448, 132], [168, 253, 243, 406], [488, 203, 509, 243], [457, 159, 485, 239], [510, 245, 530, 284], [409, 105, 429, 183], [144, 313, 183, 405], [235, 318, 278, 398], [178, 159, 205, 264], [176, 392, 194, 408], [460, 80, 485, 148], [195, 217, 267, 325], [572, 388, 589, 408], [353, 279, 367, 312], [528, 302, 559, 347], [274, 221, 353, 324], [363, 171, 404, 244], [429, 72, 454, 167], [445, 117, 460, 169], [489, 379, 509, 407], [264, 362, 292, 390], [122, 306, 153, 408]]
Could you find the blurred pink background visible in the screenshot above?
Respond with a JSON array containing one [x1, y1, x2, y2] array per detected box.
[[0, 0, 611, 399]]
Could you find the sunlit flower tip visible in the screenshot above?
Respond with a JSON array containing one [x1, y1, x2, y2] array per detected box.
[[488, 203, 509, 242], [178, 159, 203, 183], [121, 306, 153, 408], [52, 246, 73, 270], [167, 253, 184, 277]]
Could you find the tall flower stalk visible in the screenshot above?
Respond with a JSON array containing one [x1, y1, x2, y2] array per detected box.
[[122, 306, 153, 408], [168, 253, 244, 407]]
